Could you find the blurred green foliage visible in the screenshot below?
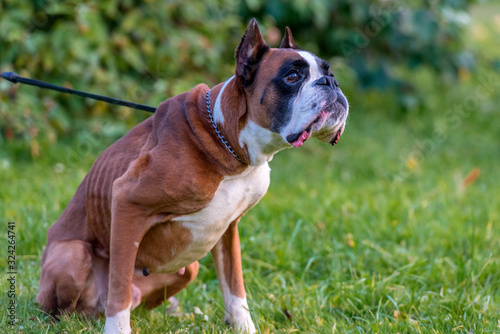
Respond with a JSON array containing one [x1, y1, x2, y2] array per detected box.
[[0, 0, 478, 158], [0, 0, 243, 157], [240, 0, 477, 108]]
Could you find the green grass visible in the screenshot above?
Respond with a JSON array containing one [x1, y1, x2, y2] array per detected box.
[[2, 6, 500, 334]]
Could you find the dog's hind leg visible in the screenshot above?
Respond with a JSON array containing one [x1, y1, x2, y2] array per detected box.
[[132, 261, 199, 310], [36, 240, 98, 316]]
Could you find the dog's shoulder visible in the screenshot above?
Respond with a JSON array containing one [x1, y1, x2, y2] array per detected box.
[[150, 84, 209, 141], [111, 84, 226, 215]]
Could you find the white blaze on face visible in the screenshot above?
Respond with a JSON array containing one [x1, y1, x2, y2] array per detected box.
[[296, 51, 322, 83], [280, 51, 326, 145]]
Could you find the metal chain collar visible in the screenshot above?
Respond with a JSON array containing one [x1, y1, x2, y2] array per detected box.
[[206, 90, 247, 165]]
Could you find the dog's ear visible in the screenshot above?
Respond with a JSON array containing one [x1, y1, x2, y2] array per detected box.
[[235, 18, 270, 86], [280, 27, 298, 49]]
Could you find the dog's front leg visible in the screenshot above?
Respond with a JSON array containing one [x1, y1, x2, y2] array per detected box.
[[104, 188, 151, 334], [211, 218, 256, 333]]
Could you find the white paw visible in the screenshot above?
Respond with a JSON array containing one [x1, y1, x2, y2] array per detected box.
[[225, 298, 256, 333], [229, 317, 256, 334], [104, 306, 132, 334], [226, 314, 256, 334]]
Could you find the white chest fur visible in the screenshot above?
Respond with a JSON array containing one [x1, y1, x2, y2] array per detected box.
[[161, 164, 271, 272]]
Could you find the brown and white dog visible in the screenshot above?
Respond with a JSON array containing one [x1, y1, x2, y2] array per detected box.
[[36, 19, 349, 333]]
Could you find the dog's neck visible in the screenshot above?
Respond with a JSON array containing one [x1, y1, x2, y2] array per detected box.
[[210, 77, 290, 166]]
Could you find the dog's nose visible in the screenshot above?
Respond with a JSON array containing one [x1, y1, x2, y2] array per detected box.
[[314, 76, 338, 89]]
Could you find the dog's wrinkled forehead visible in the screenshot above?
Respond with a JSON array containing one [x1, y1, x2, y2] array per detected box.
[[251, 49, 332, 131], [259, 49, 330, 85], [295, 51, 330, 83]]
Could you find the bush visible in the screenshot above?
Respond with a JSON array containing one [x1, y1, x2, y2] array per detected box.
[[239, 0, 477, 110], [0, 0, 243, 158], [0, 0, 477, 158]]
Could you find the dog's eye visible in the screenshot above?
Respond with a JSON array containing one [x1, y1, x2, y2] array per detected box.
[[286, 72, 299, 83]]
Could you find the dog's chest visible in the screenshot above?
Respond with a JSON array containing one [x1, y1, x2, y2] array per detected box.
[[157, 164, 270, 272]]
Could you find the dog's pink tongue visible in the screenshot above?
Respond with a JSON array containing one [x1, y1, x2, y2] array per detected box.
[[177, 267, 185, 275], [292, 131, 311, 148]]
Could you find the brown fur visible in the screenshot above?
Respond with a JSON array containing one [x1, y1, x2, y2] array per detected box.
[[243, 49, 304, 130], [134, 261, 199, 309], [212, 219, 246, 299], [37, 83, 250, 317], [37, 20, 309, 332]]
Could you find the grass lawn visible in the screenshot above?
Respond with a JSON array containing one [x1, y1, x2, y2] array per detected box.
[[1, 5, 500, 334]]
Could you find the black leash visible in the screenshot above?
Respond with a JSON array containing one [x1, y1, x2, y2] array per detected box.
[[1, 71, 156, 113]]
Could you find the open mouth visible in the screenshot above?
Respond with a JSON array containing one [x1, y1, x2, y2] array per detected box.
[[287, 110, 327, 148], [287, 108, 344, 148]]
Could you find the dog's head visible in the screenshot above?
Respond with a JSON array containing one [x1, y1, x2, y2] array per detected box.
[[234, 19, 348, 160]]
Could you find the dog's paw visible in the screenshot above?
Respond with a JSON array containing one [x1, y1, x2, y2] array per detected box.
[[104, 307, 132, 334], [103, 321, 131, 334], [225, 309, 256, 334]]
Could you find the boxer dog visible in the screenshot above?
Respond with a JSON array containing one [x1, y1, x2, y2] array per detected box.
[[36, 19, 349, 333]]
